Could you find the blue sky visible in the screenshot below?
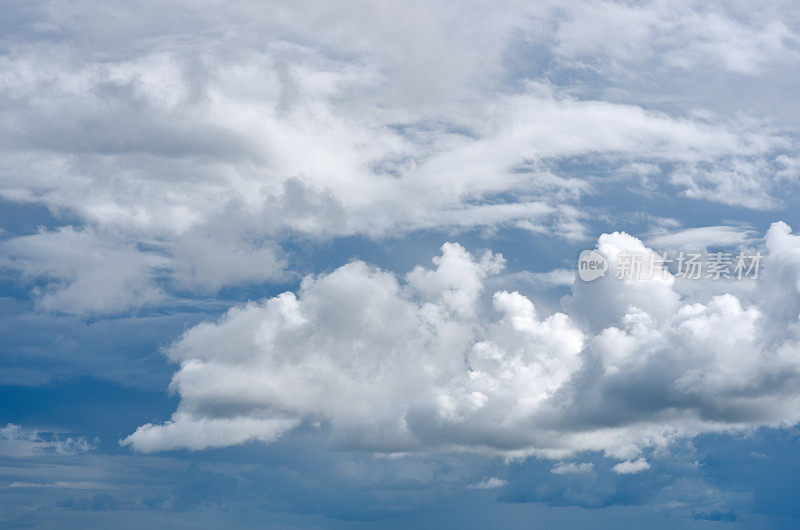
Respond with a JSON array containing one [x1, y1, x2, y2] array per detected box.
[[2, 0, 800, 527]]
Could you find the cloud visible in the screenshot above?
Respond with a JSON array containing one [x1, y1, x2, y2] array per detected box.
[[552, 1, 800, 75], [125, 223, 800, 461], [124, 242, 585, 453], [4, 1, 800, 525], [2, 481, 109, 490], [646, 225, 758, 253], [551, 462, 594, 475], [0, 424, 96, 458], [1, 0, 798, 314], [0, 227, 167, 315], [469, 477, 509, 489], [0, 222, 287, 314], [122, 415, 299, 453], [612, 458, 651, 474], [502, 269, 575, 288], [670, 157, 791, 210]]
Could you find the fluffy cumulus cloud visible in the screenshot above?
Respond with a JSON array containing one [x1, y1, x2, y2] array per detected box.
[[1, 0, 799, 314], [126, 223, 800, 466], [125, 242, 586, 452]]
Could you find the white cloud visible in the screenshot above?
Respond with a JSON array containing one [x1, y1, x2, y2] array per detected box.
[[553, 1, 800, 75], [122, 415, 299, 453], [0, 225, 286, 315], [563, 230, 681, 332], [0, 424, 95, 458], [503, 269, 576, 288], [124, 223, 800, 462], [670, 157, 789, 210], [124, 242, 585, 453], [612, 458, 650, 475], [0, 227, 167, 315], [469, 477, 509, 489], [646, 226, 758, 253], [551, 461, 595, 474], [1, 0, 798, 314]]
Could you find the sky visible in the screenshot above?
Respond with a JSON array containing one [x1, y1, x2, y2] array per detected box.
[[2, 0, 800, 527]]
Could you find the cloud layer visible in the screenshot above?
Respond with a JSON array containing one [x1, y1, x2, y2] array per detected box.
[[2, 0, 799, 314], [126, 223, 800, 465]]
